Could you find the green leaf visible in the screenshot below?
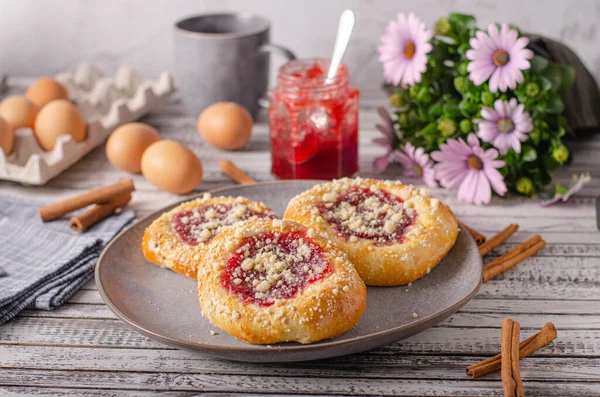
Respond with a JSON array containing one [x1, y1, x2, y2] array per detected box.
[[420, 122, 438, 136], [542, 65, 566, 92], [543, 155, 559, 173], [416, 87, 432, 103], [528, 129, 541, 145], [538, 77, 552, 93], [516, 91, 528, 103], [448, 13, 476, 31], [457, 43, 470, 57], [558, 65, 575, 94], [458, 99, 478, 115], [417, 107, 429, 122], [522, 145, 538, 162], [555, 182, 569, 195], [428, 101, 444, 117], [546, 96, 564, 114], [443, 103, 461, 118], [530, 55, 549, 73]]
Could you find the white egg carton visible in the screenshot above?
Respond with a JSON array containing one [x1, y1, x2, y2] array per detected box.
[[0, 64, 175, 185]]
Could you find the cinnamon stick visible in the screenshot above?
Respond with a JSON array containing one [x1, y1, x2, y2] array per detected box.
[[501, 318, 524, 397], [218, 160, 256, 185], [39, 178, 135, 222], [483, 239, 546, 282], [479, 224, 519, 256], [69, 192, 131, 232], [466, 322, 557, 378], [458, 220, 486, 245], [484, 235, 542, 271]]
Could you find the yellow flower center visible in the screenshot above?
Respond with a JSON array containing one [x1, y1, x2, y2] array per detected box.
[[497, 118, 515, 133], [467, 155, 483, 170], [493, 50, 510, 66], [412, 163, 423, 176], [403, 41, 416, 59]]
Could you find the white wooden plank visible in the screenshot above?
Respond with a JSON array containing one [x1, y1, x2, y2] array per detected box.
[[67, 289, 105, 304], [1, 317, 598, 357], [441, 313, 600, 330], [0, 368, 598, 396], [1, 346, 599, 382], [462, 299, 600, 315], [0, 387, 194, 397], [19, 304, 116, 319], [488, 243, 600, 257]]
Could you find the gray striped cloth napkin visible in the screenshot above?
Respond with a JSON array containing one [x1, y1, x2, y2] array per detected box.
[[0, 195, 135, 324]]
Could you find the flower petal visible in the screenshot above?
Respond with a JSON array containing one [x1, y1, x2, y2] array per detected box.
[[475, 171, 492, 205], [373, 154, 391, 172], [457, 170, 479, 204], [483, 165, 507, 196]]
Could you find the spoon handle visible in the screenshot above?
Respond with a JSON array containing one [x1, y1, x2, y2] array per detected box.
[[326, 10, 356, 82]]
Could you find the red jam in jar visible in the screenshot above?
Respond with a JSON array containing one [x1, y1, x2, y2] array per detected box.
[[269, 59, 359, 180]]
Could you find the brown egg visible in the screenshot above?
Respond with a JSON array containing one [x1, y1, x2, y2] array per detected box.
[[0, 96, 38, 129], [197, 102, 252, 150], [141, 140, 203, 194], [34, 99, 86, 151], [26, 77, 69, 108], [106, 122, 161, 173], [0, 117, 15, 155]]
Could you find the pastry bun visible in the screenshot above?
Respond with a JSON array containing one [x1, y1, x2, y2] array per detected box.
[[142, 194, 276, 279], [197, 218, 367, 344], [284, 178, 458, 286]]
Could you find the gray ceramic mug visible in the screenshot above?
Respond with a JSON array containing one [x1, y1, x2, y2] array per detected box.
[[174, 13, 296, 119]]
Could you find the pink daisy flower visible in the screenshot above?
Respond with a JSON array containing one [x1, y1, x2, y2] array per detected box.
[[378, 12, 433, 87], [540, 173, 592, 206], [394, 142, 438, 187], [431, 134, 507, 205], [466, 23, 533, 93], [475, 98, 533, 155]]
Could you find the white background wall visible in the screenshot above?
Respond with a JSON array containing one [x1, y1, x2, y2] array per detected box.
[[0, 0, 598, 91]]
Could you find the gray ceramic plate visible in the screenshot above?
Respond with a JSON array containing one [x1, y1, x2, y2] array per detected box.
[[96, 181, 482, 362]]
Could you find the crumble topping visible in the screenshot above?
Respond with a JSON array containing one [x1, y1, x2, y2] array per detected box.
[[318, 186, 416, 245], [220, 230, 332, 306], [172, 202, 276, 246]]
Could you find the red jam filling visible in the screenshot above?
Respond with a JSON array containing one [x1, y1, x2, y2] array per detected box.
[[269, 59, 359, 180], [318, 187, 416, 245], [172, 203, 276, 246], [220, 231, 332, 306]]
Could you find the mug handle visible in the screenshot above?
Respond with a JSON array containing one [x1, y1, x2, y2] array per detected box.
[[258, 44, 297, 109]]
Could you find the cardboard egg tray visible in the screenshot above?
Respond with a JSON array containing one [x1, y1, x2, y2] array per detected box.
[[0, 64, 175, 185]]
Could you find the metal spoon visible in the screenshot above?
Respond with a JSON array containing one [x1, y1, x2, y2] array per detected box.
[[326, 10, 356, 83]]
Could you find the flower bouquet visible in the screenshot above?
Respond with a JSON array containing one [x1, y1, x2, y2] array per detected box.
[[376, 12, 590, 205]]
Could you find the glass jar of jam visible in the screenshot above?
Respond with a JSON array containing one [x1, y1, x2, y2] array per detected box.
[[268, 58, 359, 180]]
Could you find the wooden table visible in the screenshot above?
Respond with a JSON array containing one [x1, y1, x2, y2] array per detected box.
[[1, 78, 600, 396]]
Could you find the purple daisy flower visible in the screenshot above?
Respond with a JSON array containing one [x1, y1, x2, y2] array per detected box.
[[466, 23, 533, 93], [540, 173, 592, 206], [394, 142, 438, 187], [475, 98, 533, 154], [431, 134, 507, 205], [373, 107, 401, 172], [378, 12, 433, 87]]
